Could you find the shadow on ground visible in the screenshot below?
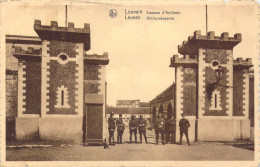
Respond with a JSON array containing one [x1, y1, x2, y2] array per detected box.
[[222, 140, 254, 151]]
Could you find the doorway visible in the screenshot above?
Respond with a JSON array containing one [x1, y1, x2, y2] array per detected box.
[[84, 104, 103, 143]]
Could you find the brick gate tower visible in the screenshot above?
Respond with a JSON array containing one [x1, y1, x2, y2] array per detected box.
[[170, 31, 253, 142], [13, 20, 109, 144]]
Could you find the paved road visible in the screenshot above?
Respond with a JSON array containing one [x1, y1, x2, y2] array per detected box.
[[6, 130, 254, 161]]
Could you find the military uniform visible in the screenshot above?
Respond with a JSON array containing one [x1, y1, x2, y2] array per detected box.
[[108, 116, 116, 145], [179, 117, 190, 145], [129, 116, 138, 143], [116, 118, 125, 144], [165, 116, 176, 144], [138, 117, 147, 143], [154, 116, 165, 144]]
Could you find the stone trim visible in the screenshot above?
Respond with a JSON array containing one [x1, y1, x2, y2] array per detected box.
[[41, 40, 50, 117], [209, 89, 222, 110], [98, 65, 105, 95], [175, 66, 184, 118], [55, 85, 70, 108], [18, 61, 26, 117], [57, 53, 70, 65], [242, 70, 249, 118], [226, 50, 233, 117], [42, 114, 83, 118], [198, 49, 206, 118], [75, 43, 84, 116], [18, 114, 40, 118], [48, 56, 77, 63]]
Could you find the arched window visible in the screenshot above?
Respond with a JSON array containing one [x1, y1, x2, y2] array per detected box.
[[159, 104, 165, 117], [210, 89, 222, 110], [152, 107, 156, 123], [159, 104, 163, 113], [61, 90, 64, 106], [167, 103, 173, 118], [55, 85, 70, 108]]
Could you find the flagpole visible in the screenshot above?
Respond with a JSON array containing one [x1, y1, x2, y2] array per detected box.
[[206, 5, 208, 34], [65, 5, 68, 27]]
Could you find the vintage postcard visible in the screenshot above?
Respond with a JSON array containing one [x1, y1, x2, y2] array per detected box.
[[0, 1, 259, 166]]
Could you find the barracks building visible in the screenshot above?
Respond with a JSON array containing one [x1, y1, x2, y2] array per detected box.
[[150, 31, 254, 142], [6, 20, 109, 144]]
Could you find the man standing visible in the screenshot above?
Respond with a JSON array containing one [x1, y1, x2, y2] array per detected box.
[[108, 112, 116, 145], [165, 114, 176, 144], [179, 113, 190, 145], [138, 115, 148, 144], [116, 114, 125, 144], [129, 115, 138, 143], [154, 112, 165, 145]]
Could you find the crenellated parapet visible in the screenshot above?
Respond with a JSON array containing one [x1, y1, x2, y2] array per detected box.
[[84, 52, 109, 65], [34, 20, 90, 33], [13, 46, 42, 60], [34, 20, 91, 51], [169, 54, 197, 67], [233, 57, 253, 68], [178, 30, 242, 55]]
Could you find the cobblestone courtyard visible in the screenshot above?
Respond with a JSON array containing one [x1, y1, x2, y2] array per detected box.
[[6, 130, 254, 161]]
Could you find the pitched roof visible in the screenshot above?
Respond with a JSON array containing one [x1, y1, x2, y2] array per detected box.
[[106, 107, 150, 115], [139, 102, 150, 107], [150, 83, 175, 103]]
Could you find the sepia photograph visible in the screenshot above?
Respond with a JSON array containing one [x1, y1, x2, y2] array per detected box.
[[0, 1, 259, 166]]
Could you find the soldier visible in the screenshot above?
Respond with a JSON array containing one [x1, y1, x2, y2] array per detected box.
[[179, 113, 190, 145], [165, 114, 176, 144], [154, 112, 165, 145], [138, 115, 148, 144], [116, 114, 125, 144], [108, 112, 116, 145], [129, 115, 138, 143]]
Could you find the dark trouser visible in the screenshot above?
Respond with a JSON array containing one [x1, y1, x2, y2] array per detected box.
[[139, 130, 147, 143], [166, 131, 175, 143], [109, 129, 115, 144], [155, 129, 165, 144], [117, 130, 124, 143], [180, 130, 190, 145], [129, 129, 137, 143]]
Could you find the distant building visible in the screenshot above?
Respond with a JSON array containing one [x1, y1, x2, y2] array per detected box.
[[116, 99, 149, 108]]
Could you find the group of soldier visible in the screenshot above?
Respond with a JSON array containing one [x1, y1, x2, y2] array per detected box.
[[108, 112, 148, 145], [108, 112, 190, 146]]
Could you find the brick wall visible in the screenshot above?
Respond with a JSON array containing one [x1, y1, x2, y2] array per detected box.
[[6, 43, 42, 71], [24, 61, 41, 114], [6, 73, 18, 118], [203, 49, 229, 116], [84, 64, 101, 94], [233, 67, 244, 116], [182, 67, 197, 116], [204, 66, 228, 116], [249, 77, 254, 126], [6, 43, 42, 116], [46, 41, 78, 115], [48, 60, 77, 114], [49, 41, 77, 58], [205, 49, 228, 64]]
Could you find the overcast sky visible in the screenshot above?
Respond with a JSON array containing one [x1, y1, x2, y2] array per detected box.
[[3, 3, 258, 106]]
